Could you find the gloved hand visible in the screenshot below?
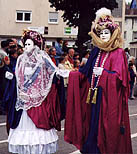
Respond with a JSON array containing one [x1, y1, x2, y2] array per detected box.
[[93, 67, 104, 76], [5, 71, 13, 80]]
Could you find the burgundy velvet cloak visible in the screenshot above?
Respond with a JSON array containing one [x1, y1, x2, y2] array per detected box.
[[27, 83, 61, 131], [64, 48, 132, 153], [64, 71, 91, 150]]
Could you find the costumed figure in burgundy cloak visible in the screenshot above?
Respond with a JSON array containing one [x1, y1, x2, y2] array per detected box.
[[64, 8, 133, 154], [8, 30, 69, 154]]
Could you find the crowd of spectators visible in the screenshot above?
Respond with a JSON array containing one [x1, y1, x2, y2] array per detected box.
[[0, 38, 24, 115]]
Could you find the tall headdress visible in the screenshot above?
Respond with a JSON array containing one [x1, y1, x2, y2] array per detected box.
[[89, 7, 123, 52], [22, 30, 43, 49]]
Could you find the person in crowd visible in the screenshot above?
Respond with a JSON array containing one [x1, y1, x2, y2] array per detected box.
[[129, 62, 136, 100], [49, 47, 57, 65], [1, 38, 18, 117], [58, 55, 66, 70], [0, 40, 11, 114], [55, 38, 64, 56], [62, 40, 69, 53], [58, 55, 72, 86], [80, 50, 90, 67], [2, 40, 19, 134], [2, 39, 22, 133], [1, 38, 20, 133], [58, 55, 70, 109], [45, 45, 51, 55], [124, 48, 130, 62], [64, 7, 132, 154], [0, 49, 10, 115], [68, 48, 75, 65], [6, 39, 17, 50], [0, 40, 9, 100], [17, 44, 24, 56], [1, 40, 9, 54], [74, 59, 80, 71], [128, 56, 137, 98], [64, 53, 74, 71], [73, 52, 80, 61], [8, 40, 18, 71], [11, 38, 18, 45], [7, 30, 69, 154], [128, 56, 136, 74]]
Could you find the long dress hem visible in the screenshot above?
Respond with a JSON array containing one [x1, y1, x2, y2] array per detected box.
[[8, 110, 58, 154]]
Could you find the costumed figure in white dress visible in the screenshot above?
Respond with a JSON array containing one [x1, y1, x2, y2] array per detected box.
[[8, 30, 69, 154]]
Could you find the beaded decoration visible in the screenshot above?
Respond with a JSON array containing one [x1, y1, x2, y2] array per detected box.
[[86, 51, 109, 104]]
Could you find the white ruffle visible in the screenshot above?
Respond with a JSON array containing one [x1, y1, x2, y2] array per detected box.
[[8, 110, 58, 154], [9, 142, 58, 154]]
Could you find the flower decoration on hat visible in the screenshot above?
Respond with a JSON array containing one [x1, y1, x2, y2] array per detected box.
[[22, 30, 43, 49], [92, 7, 119, 36], [88, 7, 123, 52]]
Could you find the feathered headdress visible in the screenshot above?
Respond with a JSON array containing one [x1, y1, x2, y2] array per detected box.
[[93, 7, 118, 35], [88, 7, 123, 52]]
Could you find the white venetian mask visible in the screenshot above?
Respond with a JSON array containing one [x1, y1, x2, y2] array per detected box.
[[100, 29, 111, 42], [24, 39, 34, 52]]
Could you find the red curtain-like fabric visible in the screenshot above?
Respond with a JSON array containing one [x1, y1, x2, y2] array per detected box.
[[27, 84, 61, 131], [64, 71, 91, 150], [97, 48, 132, 153]]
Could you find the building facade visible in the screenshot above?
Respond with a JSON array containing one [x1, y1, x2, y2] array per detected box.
[[112, 0, 125, 37], [0, 0, 78, 46], [0, 0, 124, 47], [124, 2, 137, 58]]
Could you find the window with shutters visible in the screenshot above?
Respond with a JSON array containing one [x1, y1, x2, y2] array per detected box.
[[48, 12, 58, 24]]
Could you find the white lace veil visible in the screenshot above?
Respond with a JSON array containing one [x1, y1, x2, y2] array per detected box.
[[15, 46, 57, 110]]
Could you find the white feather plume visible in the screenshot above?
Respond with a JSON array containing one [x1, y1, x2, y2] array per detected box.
[[95, 7, 111, 20]]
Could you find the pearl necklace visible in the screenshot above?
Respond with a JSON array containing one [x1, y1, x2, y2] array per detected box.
[[91, 50, 109, 90], [86, 50, 109, 104]]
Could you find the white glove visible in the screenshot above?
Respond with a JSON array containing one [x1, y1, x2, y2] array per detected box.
[[93, 67, 104, 76], [56, 69, 70, 78], [5, 71, 13, 80]]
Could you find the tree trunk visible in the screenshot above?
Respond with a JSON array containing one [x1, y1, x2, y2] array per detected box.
[[76, 8, 96, 58]]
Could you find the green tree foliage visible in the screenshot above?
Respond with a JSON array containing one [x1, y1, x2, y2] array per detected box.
[[49, 0, 118, 54]]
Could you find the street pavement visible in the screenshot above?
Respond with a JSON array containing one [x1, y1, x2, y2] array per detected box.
[[0, 98, 137, 154]]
